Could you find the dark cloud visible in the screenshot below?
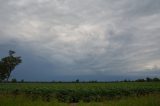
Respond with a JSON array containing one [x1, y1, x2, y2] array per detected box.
[[0, 0, 160, 81]]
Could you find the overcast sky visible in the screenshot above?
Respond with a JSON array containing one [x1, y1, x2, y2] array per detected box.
[[0, 0, 160, 81]]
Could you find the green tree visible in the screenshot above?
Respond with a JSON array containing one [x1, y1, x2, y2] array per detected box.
[[153, 77, 159, 82], [0, 62, 8, 81], [0, 50, 22, 82], [76, 79, 79, 83], [11, 78, 17, 83], [146, 77, 152, 82]]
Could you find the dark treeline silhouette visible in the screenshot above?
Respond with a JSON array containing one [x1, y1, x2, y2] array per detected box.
[[1, 77, 159, 83], [135, 77, 160, 82]]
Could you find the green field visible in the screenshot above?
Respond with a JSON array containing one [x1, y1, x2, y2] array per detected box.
[[0, 94, 160, 106], [0, 82, 160, 106]]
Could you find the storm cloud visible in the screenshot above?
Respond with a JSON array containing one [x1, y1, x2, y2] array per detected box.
[[0, 0, 160, 81]]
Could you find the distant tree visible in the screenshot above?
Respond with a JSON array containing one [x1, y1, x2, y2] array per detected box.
[[21, 79, 24, 83], [146, 77, 152, 82], [135, 79, 145, 82], [153, 77, 159, 82], [89, 80, 98, 83], [11, 78, 17, 83], [76, 79, 79, 83], [124, 79, 128, 82], [0, 50, 22, 82]]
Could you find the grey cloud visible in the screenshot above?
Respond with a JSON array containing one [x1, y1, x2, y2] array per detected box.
[[123, 0, 160, 17], [0, 0, 160, 81]]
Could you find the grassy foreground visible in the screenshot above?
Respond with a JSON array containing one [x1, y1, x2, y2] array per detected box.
[[0, 94, 160, 106], [0, 82, 160, 103], [0, 82, 160, 105]]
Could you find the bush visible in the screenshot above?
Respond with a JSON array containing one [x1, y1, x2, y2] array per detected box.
[[21, 79, 24, 83], [11, 78, 17, 83], [153, 78, 159, 82]]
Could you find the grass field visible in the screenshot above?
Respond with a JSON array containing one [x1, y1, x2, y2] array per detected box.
[[0, 94, 160, 106], [0, 82, 160, 105]]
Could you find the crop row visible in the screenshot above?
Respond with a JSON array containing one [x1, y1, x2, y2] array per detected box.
[[0, 87, 158, 103], [0, 82, 160, 103]]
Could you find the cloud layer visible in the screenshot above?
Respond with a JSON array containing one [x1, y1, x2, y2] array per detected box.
[[0, 0, 160, 81]]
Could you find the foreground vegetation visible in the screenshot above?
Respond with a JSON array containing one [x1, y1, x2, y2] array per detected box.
[[0, 82, 160, 103], [0, 94, 160, 106]]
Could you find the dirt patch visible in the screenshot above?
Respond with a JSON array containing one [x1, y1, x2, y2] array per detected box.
[[70, 103, 77, 106]]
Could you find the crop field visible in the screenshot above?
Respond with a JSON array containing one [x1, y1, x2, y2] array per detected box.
[[0, 82, 160, 106]]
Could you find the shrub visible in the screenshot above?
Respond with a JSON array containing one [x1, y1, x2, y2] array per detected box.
[[11, 78, 17, 83]]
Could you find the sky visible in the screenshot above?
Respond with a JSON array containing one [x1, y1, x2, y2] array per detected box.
[[0, 0, 160, 81]]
